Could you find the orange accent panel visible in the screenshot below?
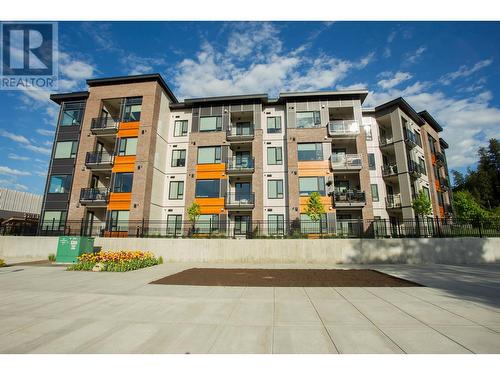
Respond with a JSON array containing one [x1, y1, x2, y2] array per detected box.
[[112, 155, 136, 173], [107, 192, 132, 211], [431, 154, 436, 165], [195, 198, 225, 214], [298, 161, 331, 177], [103, 231, 129, 238], [118, 122, 140, 137], [299, 196, 332, 213], [439, 206, 445, 218], [196, 163, 227, 179], [434, 180, 440, 192]]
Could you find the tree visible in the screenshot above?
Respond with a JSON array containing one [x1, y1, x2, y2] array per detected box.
[[187, 202, 201, 226], [412, 190, 432, 218], [453, 191, 489, 221], [304, 192, 325, 222]]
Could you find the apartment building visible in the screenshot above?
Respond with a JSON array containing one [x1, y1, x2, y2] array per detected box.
[[39, 73, 452, 237]]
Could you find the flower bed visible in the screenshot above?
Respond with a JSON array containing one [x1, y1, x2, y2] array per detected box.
[[67, 251, 163, 272]]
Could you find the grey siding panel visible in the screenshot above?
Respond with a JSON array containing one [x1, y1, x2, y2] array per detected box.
[[296, 102, 308, 111], [327, 213, 336, 233], [221, 145, 229, 162], [230, 104, 242, 112], [212, 106, 222, 115], [191, 108, 199, 132], [287, 103, 296, 128], [44, 200, 70, 210], [57, 132, 80, 141], [254, 103, 262, 129], [219, 213, 228, 234], [200, 107, 211, 116], [220, 179, 227, 197], [222, 106, 230, 131], [242, 104, 253, 112]]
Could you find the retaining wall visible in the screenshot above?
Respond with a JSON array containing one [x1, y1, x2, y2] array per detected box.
[[1, 236, 499, 265]]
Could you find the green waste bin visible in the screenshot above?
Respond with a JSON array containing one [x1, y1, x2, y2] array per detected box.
[[56, 236, 95, 263]]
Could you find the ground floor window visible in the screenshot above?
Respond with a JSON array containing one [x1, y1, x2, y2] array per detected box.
[[109, 210, 129, 231], [194, 214, 219, 234], [166, 214, 182, 236], [300, 213, 327, 234], [41, 211, 67, 230], [268, 214, 285, 235]]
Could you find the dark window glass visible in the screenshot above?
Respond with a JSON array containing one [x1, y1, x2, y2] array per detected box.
[[49, 175, 71, 193], [167, 215, 182, 235], [195, 179, 220, 198], [117, 137, 137, 156], [298, 143, 323, 161], [172, 149, 186, 167], [299, 177, 326, 196], [368, 153, 376, 170], [113, 172, 133, 193], [174, 120, 188, 137], [371, 184, 379, 202], [60, 101, 85, 126], [267, 117, 282, 133], [122, 97, 142, 122]]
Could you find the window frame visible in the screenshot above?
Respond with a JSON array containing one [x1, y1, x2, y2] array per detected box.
[[368, 153, 376, 170], [169, 181, 184, 200], [267, 179, 284, 199], [117, 137, 138, 156], [121, 97, 142, 123], [371, 184, 379, 202], [195, 179, 220, 198], [54, 141, 78, 159], [60, 101, 85, 126], [174, 120, 189, 137], [48, 175, 72, 194], [299, 176, 326, 196], [113, 172, 134, 193], [297, 143, 323, 161], [171, 149, 186, 167], [41, 211, 67, 229], [268, 214, 285, 235], [197, 146, 222, 164], [199, 116, 222, 132], [296, 111, 321, 128], [166, 214, 183, 235], [267, 146, 283, 165], [266, 116, 282, 134]]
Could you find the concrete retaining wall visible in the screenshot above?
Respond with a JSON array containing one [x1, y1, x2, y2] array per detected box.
[[1, 236, 499, 265]]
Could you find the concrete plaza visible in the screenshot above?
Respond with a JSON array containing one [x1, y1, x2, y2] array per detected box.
[[0, 262, 499, 354]]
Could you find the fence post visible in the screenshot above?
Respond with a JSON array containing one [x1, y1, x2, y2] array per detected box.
[[436, 216, 442, 238], [141, 219, 145, 238], [479, 220, 483, 238]]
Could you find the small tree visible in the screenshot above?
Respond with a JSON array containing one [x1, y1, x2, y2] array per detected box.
[[187, 202, 201, 230], [412, 190, 432, 218], [453, 191, 489, 221], [305, 192, 325, 222]]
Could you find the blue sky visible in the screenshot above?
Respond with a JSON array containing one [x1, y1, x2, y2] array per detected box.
[[1, 21, 499, 194]]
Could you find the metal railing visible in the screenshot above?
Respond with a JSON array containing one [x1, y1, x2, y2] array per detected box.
[[404, 129, 418, 148], [85, 151, 114, 167], [386, 194, 402, 209], [440, 177, 450, 191], [226, 125, 255, 141], [408, 159, 423, 178], [330, 153, 362, 170], [328, 120, 359, 137], [379, 136, 394, 147], [225, 157, 255, 174], [90, 117, 119, 132], [436, 152, 446, 165], [79, 188, 110, 204], [334, 190, 366, 205], [224, 192, 255, 209], [382, 164, 398, 177], [12, 218, 498, 239]]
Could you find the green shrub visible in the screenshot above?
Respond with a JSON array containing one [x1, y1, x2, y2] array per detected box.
[[0, 258, 5, 267], [158, 256, 164, 264], [48, 253, 56, 262]]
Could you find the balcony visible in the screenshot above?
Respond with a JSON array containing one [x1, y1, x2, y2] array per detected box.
[[79, 188, 109, 207], [440, 177, 450, 191], [328, 120, 359, 138], [226, 125, 255, 142], [331, 153, 362, 171], [386, 194, 402, 209], [225, 156, 255, 175], [224, 192, 255, 210], [379, 136, 395, 147], [404, 130, 418, 149], [436, 152, 446, 166], [382, 164, 398, 178], [334, 190, 366, 208], [90, 117, 119, 135], [85, 151, 114, 170], [408, 159, 422, 179]]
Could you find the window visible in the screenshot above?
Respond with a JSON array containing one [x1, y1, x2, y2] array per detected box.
[[169, 181, 184, 200], [60, 102, 84, 126], [54, 141, 78, 159], [199, 116, 222, 132], [48, 175, 71, 193], [364, 123, 373, 141], [113, 172, 133, 193], [368, 153, 376, 170], [174, 120, 188, 137], [167, 215, 182, 235], [197, 146, 221, 164], [371, 184, 379, 202], [109, 210, 129, 230], [268, 179, 284, 199], [268, 214, 284, 235], [171, 149, 186, 167], [195, 179, 220, 198], [267, 147, 283, 165], [296, 111, 321, 128], [423, 187, 430, 201], [41, 211, 67, 229], [299, 176, 326, 196], [267, 117, 282, 133], [195, 214, 219, 233], [300, 213, 327, 234], [298, 143, 323, 161], [117, 137, 137, 156], [415, 131, 422, 147], [122, 97, 142, 122], [419, 157, 427, 175], [428, 136, 436, 154]]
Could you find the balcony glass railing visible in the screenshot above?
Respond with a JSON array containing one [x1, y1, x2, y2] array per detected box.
[[225, 192, 255, 208], [334, 190, 366, 204], [328, 120, 359, 136], [331, 153, 362, 169], [386, 194, 402, 209], [85, 151, 114, 166], [382, 164, 398, 176], [225, 157, 255, 173], [408, 159, 423, 177], [90, 117, 119, 132], [404, 129, 418, 148], [80, 188, 109, 203], [226, 125, 255, 140]]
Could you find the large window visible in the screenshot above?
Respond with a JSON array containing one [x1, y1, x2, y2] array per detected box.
[[117, 137, 137, 156], [167, 215, 182, 235], [195, 179, 220, 198], [60, 102, 84, 126], [300, 213, 328, 234], [113, 172, 133, 193], [299, 176, 326, 196], [371, 184, 379, 202], [169, 181, 184, 200], [54, 141, 78, 159], [267, 117, 282, 134], [48, 175, 71, 194], [419, 157, 427, 175], [268, 179, 284, 199], [368, 153, 376, 170], [268, 214, 284, 235], [298, 143, 323, 161], [428, 136, 436, 154], [109, 210, 129, 230], [195, 214, 219, 233], [296, 111, 321, 128], [267, 147, 283, 165], [122, 97, 142, 122], [199, 116, 222, 132], [41, 211, 67, 229], [423, 187, 430, 201], [197, 146, 221, 164], [174, 120, 188, 137], [171, 149, 186, 167]]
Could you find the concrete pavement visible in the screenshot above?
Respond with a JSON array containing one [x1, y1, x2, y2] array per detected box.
[[0, 262, 499, 353]]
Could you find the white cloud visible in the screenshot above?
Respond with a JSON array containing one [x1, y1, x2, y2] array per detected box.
[[122, 54, 166, 75], [439, 59, 493, 85], [0, 130, 52, 155], [377, 71, 413, 90], [8, 153, 29, 161], [404, 46, 426, 65], [0, 178, 28, 191], [0, 166, 31, 176], [36, 128, 55, 136], [336, 82, 368, 90], [59, 52, 95, 80]]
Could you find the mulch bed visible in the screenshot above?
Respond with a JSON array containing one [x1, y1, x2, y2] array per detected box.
[[150, 268, 422, 287]]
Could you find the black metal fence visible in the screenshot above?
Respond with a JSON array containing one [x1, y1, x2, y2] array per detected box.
[[2, 218, 499, 239]]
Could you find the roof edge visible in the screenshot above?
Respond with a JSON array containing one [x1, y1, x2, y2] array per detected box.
[[49, 91, 89, 104], [374, 97, 425, 125], [418, 110, 443, 132]]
